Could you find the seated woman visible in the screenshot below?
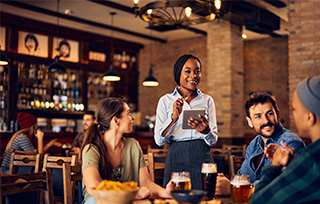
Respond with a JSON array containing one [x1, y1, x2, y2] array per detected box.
[[0, 112, 57, 174], [81, 97, 171, 204]]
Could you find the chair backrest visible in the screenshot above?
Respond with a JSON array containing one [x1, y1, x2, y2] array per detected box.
[[210, 148, 224, 156], [223, 144, 246, 156], [42, 154, 79, 204], [1, 169, 54, 204], [229, 155, 245, 177], [143, 152, 155, 182], [9, 150, 41, 174], [42, 154, 78, 170]]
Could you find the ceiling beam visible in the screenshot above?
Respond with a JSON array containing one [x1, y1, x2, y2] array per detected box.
[[1, 1, 167, 43]]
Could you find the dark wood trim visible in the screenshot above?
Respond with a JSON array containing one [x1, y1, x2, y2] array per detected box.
[[1, 1, 167, 43]]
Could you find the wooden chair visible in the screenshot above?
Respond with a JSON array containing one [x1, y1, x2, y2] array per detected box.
[[147, 146, 168, 185], [222, 144, 247, 156], [229, 155, 245, 177], [1, 169, 54, 204], [42, 154, 79, 204], [143, 152, 155, 182], [9, 149, 42, 174], [210, 148, 229, 176]]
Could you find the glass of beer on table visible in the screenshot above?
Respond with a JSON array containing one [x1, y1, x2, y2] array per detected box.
[[201, 163, 217, 200], [230, 175, 253, 204], [171, 172, 191, 191]]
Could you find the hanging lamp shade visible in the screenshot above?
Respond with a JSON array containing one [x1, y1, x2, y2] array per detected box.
[[0, 51, 8, 65], [142, 64, 159, 86], [48, 56, 66, 73], [103, 64, 120, 81]]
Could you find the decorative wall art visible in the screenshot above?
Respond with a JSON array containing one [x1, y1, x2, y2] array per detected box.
[[52, 38, 79, 63], [18, 31, 48, 57]]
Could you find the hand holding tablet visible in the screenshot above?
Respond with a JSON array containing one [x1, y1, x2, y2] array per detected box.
[[182, 109, 206, 129]]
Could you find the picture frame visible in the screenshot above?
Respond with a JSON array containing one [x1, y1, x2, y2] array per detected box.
[[52, 38, 79, 63], [18, 31, 48, 57], [0, 27, 5, 51]]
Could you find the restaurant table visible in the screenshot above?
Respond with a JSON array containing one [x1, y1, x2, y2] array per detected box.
[[133, 196, 233, 204]]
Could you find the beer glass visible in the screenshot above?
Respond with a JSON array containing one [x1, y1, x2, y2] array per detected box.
[[171, 172, 191, 191], [201, 163, 217, 200], [230, 175, 253, 204]]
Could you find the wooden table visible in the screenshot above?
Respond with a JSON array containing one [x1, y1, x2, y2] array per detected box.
[[133, 196, 233, 204]]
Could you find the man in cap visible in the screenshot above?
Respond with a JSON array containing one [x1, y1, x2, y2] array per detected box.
[[251, 76, 320, 203]]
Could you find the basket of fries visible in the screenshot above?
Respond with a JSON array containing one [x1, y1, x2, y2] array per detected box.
[[92, 180, 139, 204]]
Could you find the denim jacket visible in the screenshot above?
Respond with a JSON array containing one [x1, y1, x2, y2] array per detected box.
[[238, 123, 305, 184]]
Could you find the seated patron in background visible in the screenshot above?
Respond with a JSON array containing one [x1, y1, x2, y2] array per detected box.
[[71, 111, 95, 153], [81, 98, 171, 204], [251, 76, 320, 203], [0, 112, 57, 173], [215, 92, 305, 195]]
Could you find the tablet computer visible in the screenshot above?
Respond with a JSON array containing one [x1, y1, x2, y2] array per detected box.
[[182, 109, 205, 129]]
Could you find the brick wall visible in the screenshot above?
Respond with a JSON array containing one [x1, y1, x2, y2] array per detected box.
[[207, 20, 244, 137], [243, 37, 289, 136], [288, 0, 320, 131]]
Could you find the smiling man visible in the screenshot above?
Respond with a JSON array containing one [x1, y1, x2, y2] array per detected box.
[[215, 92, 305, 196], [239, 92, 305, 183]]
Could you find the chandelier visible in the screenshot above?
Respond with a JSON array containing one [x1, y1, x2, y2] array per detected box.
[[133, 0, 223, 28]]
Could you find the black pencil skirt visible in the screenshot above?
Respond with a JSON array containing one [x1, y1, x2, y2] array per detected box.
[[163, 139, 214, 190]]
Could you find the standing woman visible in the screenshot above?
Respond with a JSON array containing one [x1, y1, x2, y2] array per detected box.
[[81, 97, 171, 204], [154, 54, 218, 189], [0, 112, 57, 174]]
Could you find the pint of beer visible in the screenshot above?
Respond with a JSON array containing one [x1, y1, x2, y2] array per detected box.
[[230, 175, 252, 204], [201, 163, 217, 200], [171, 172, 191, 191]]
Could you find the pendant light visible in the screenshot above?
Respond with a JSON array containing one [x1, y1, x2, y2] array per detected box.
[[103, 12, 120, 82], [142, 33, 159, 87], [48, 0, 66, 73], [0, 51, 8, 66]]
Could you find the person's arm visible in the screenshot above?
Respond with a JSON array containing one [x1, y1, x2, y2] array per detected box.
[[154, 96, 179, 146], [34, 129, 44, 154], [83, 166, 101, 196], [215, 173, 230, 196], [200, 96, 218, 146], [138, 166, 171, 199], [82, 144, 101, 196], [251, 147, 318, 204]]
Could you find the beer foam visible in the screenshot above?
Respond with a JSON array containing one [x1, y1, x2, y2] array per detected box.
[[230, 180, 251, 186], [201, 166, 217, 173], [171, 178, 190, 183]]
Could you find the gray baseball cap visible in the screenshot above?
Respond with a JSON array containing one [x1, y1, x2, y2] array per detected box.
[[296, 75, 320, 117]]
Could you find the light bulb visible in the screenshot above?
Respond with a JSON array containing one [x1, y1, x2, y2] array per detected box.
[[185, 7, 192, 18], [242, 33, 248, 39], [133, 0, 139, 5], [147, 9, 152, 15], [208, 13, 216, 21], [214, 0, 221, 10]]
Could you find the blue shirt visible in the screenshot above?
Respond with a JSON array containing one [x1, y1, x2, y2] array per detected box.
[[154, 87, 218, 147], [238, 123, 305, 183]]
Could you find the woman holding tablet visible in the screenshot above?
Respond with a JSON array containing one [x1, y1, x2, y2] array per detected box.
[[154, 54, 218, 189]]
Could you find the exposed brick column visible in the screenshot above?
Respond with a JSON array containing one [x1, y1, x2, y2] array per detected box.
[[288, 0, 320, 131], [207, 19, 244, 137]]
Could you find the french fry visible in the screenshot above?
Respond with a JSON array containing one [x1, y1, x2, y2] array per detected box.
[[95, 180, 138, 191]]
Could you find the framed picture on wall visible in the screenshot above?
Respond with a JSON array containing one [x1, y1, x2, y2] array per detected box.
[[52, 38, 79, 63], [18, 31, 48, 57], [0, 27, 5, 51]]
